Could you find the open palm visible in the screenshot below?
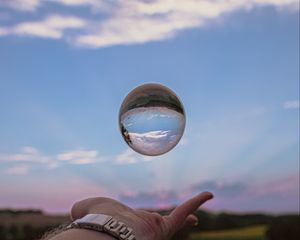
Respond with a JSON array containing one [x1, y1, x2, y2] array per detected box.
[[71, 192, 213, 240]]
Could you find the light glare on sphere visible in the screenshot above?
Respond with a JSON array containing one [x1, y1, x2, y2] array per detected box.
[[119, 83, 186, 156]]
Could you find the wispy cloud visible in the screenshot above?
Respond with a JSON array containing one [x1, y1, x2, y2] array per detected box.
[[0, 147, 104, 174], [57, 149, 100, 164], [249, 173, 299, 196], [0, 146, 154, 174], [128, 130, 178, 156], [0, 173, 112, 212], [48, 0, 104, 8], [190, 181, 247, 198], [115, 149, 139, 165], [119, 174, 299, 212], [0, 0, 104, 11], [5, 164, 29, 175], [74, 0, 299, 48], [0, 27, 9, 36], [120, 190, 179, 209], [120, 181, 247, 208], [0, 146, 52, 174], [2, 15, 86, 39], [0, 146, 49, 163], [0, 0, 298, 48], [283, 100, 300, 109], [0, 0, 40, 11]]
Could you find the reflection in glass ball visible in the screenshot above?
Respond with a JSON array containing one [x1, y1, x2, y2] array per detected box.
[[119, 83, 186, 156]]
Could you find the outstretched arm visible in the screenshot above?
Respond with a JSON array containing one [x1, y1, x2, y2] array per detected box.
[[47, 192, 213, 240]]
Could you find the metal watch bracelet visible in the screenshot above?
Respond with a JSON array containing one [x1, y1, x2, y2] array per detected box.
[[67, 214, 136, 240]]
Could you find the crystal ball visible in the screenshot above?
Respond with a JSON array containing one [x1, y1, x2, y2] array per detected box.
[[119, 83, 186, 156]]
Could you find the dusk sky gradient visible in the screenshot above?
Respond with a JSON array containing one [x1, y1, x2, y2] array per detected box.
[[0, 0, 299, 214]]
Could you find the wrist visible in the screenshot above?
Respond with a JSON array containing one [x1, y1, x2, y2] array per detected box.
[[50, 228, 116, 240], [67, 213, 137, 240]]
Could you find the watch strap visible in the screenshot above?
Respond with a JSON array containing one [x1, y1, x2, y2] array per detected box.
[[67, 214, 136, 240]]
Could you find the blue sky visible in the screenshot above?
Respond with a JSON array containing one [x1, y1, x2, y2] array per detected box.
[[0, 0, 299, 213]]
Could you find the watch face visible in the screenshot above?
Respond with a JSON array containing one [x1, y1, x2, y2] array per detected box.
[[76, 214, 112, 225]]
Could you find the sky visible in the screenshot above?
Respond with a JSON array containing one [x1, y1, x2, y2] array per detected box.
[[0, 0, 299, 214]]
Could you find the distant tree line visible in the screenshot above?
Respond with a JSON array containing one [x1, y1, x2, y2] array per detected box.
[[0, 209, 298, 240], [0, 209, 43, 216], [0, 224, 56, 240]]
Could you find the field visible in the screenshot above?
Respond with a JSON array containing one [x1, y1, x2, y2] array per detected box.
[[191, 225, 267, 240], [0, 210, 298, 240], [0, 213, 69, 228]]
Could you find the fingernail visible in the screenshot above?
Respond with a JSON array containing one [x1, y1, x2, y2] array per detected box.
[[206, 192, 214, 199]]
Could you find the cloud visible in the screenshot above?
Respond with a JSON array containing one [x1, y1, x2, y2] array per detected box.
[[1, 146, 298, 211], [0, 0, 105, 11], [125, 130, 181, 156], [0, 27, 9, 36], [0, 147, 106, 170], [0, 173, 113, 212], [74, 0, 299, 48], [128, 130, 179, 155], [74, 11, 203, 48], [248, 173, 299, 196], [0, 0, 40, 11], [118, 180, 247, 208], [0, 146, 149, 170], [57, 149, 97, 160], [118, 180, 247, 209], [120, 190, 179, 208], [191, 181, 247, 197], [119, 173, 299, 212], [5, 164, 29, 175], [0, 0, 298, 47], [115, 149, 139, 164], [235, 174, 300, 213], [57, 149, 99, 164], [0, 147, 55, 174], [0, 146, 49, 163], [2, 0, 298, 13], [48, 0, 103, 8], [283, 100, 300, 109], [1, 15, 86, 39]]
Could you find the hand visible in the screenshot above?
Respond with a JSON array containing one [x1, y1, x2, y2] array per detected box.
[[71, 192, 213, 240]]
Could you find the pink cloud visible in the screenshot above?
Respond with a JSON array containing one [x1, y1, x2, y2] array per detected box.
[[0, 173, 114, 213]]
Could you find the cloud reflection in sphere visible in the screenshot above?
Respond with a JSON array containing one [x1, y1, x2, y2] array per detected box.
[[119, 83, 186, 156]]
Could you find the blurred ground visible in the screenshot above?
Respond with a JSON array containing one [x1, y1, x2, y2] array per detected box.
[[0, 209, 299, 240]]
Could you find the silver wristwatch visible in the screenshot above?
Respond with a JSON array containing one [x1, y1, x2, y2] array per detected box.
[[67, 214, 136, 240]]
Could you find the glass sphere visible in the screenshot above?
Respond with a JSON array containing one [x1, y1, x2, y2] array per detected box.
[[119, 83, 186, 156]]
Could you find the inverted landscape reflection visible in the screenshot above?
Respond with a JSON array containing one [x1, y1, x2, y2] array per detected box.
[[121, 107, 185, 156]]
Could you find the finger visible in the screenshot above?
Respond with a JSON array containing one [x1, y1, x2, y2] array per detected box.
[[182, 214, 198, 228], [167, 192, 213, 229]]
